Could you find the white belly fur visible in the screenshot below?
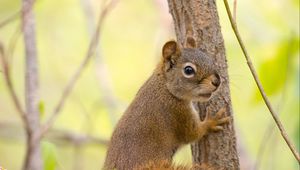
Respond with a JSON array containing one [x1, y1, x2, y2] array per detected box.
[[189, 101, 200, 120]]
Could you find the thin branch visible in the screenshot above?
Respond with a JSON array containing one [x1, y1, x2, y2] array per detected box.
[[73, 146, 84, 170], [254, 125, 276, 170], [22, 0, 40, 136], [0, 122, 108, 146], [233, 0, 237, 22], [8, 25, 22, 65], [0, 11, 20, 29], [80, 0, 120, 125], [47, 129, 109, 146], [236, 129, 255, 170], [223, 0, 300, 163], [0, 43, 29, 131], [22, 0, 43, 169], [254, 36, 294, 170], [39, 0, 119, 138]]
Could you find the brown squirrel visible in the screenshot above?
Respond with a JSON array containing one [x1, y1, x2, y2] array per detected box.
[[103, 38, 230, 170], [133, 159, 213, 170]]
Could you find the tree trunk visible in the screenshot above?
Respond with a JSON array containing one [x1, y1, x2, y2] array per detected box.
[[22, 0, 43, 169], [167, 0, 240, 169]]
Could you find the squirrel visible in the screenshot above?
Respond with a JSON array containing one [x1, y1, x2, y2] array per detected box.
[[133, 159, 213, 170], [103, 37, 230, 170]]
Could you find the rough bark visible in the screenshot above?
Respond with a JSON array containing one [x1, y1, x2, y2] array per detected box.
[[21, 0, 43, 169], [167, 0, 240, 169]]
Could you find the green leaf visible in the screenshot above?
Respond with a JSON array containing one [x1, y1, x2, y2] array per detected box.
[[42, 141, 57, 170], [38, 100, 45, 117], [252, 36, 299, 102]]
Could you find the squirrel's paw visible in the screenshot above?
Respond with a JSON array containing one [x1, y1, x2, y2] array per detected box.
[[204, 107, 231, 132]]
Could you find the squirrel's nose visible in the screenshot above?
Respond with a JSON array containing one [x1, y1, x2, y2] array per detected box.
[[211, 73, 221, 87]]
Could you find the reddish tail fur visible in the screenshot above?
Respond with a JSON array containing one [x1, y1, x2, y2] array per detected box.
[[134, 160, 214, 170]]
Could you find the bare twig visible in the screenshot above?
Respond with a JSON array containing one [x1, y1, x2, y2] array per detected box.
[[254, 37, 294, 170], [80, 0, 120, 125], [233, 0, 237, 22], [0, 11, 20, 29], [0, 43, 29, 131], [39, 0, 119, 138], [254, 125, 276, 170], [0, 122, 108, 146], [236, 129, 255, 170], [0, 24, 23, 124], [152, 0, 173, 48], [22, 0, 43, 169], [73, 146, 84, 170], [48, 129, 109, 146], [22, 0, 39, 131], [223, 0, 300, 163], [8, 25, 22, 65]]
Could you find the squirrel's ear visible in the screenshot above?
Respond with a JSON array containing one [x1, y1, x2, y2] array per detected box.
[[185, 37, 196, 48], [162, 40, 180, 61]]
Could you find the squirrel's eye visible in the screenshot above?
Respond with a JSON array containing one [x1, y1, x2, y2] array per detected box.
[[183, 65, 195, 78], [184, 66, 194, 75], [182, 62, 197, 78]]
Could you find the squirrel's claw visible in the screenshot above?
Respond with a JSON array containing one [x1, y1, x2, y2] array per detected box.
[[215, 107, 226, 119], [211, 126, 224, 131], [217, 116, 231, 124], [205, 108, 231, 132], [205, 107, 226, 120]]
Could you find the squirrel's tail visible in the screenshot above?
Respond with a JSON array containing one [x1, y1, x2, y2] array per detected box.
[[133, 160, 214, 170]]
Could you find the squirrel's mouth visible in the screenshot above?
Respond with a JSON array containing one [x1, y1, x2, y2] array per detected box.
[[198, 93, 212, 98]]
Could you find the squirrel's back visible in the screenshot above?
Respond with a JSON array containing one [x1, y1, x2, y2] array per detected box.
[[134, 160, 214, 170], [104, 72, 183, 169]]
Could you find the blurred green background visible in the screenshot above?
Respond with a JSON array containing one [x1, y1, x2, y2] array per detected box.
[[0, 0, 299, 170]]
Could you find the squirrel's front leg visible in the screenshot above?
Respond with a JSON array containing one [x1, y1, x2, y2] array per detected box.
[[195, 108, 231, 140]]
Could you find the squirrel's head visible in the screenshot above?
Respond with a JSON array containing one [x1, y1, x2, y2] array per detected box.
[[161, 38, 220, 102]]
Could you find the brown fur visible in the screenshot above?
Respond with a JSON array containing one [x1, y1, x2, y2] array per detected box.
[[134, 160, 214, 170], [103, 40, 230, 170]]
